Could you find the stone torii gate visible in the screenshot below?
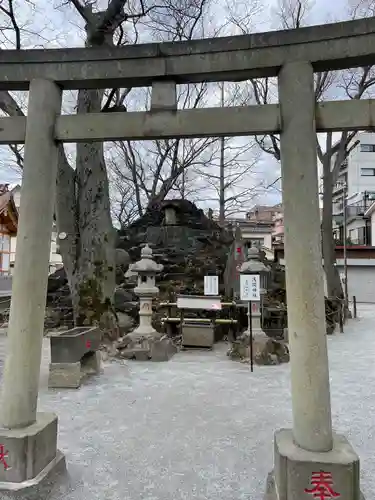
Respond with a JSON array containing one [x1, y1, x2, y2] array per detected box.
[[0, 16, 373, 498]]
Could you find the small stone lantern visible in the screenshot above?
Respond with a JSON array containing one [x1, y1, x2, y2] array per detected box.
[[129, 244, 163, 338], [241, 247, 270, 293], [240, 246, 270, 332]]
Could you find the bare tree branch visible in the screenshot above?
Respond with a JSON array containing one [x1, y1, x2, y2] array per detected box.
[[108, 0, 214, 225], [0, 0, 21, 49], [68, 0, 92, 23]]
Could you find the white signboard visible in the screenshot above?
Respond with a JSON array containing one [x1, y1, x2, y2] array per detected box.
[[204, 275, 219, 296], [177, 295, 222, 310], [240, 274, 260, 301]]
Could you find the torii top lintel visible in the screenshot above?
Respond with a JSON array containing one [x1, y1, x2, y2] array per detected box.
[[1, 16, 375, 90]]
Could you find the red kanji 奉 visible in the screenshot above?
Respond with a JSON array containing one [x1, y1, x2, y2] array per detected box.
[[305, 471, 340, 500]]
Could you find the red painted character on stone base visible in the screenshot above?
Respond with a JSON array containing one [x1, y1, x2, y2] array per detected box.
[[305, 471, 340, 500], [0, 445, 9, 470]]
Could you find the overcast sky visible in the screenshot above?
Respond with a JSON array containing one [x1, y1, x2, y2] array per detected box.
[[0, 0, 361, 211]]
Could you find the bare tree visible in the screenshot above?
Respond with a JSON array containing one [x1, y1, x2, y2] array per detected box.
[[216, 82, 264, 224], [0, 0, 210, 334], [228, 0, 375, 305], [193, 136, 264, 222], [316, 59, 375, 303], [108, 77, 266, 227], [107, 0, 223, 226], [108, 102, 219, 223], [108, 166, 141, 228]]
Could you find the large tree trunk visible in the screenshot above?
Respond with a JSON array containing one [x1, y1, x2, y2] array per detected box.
[[322, 166, 341, 298], [56, 21, 116, 333], [321, 156, 345, 324], [55, 146, 78, 285], [71, 87, 116, 327]]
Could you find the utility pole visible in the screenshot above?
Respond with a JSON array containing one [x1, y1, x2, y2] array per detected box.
[[343, 183, 348, 305], [181, 141, 186, 199], [219, 83, 225, 226]]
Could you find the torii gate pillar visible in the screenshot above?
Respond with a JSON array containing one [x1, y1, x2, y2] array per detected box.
[[265, 62, 363, 500], [0, 79, 66, 494]]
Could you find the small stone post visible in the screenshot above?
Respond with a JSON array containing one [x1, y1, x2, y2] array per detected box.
[[0, 79, 65, 490], [264, 61, 364, 500]]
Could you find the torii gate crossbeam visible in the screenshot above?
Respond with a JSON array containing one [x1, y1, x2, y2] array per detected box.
[[1, 17, 375, 89], [1, 99, 375, 144]]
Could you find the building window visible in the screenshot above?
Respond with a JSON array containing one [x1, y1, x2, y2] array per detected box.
[[360, 144, 375, 152], [361, 168, 375, 176], [248, 238, 264, 248], [348, 229, 356, 243]]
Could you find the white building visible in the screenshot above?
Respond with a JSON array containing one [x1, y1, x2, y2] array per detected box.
[[225, 218, 273, 249], [334, 132, 375, 198], [225, 204, 282, 252], [364, 201, 375, 248], [10, 185, 63, 274], [240, 222, 273, 250], [332, 132, 375, 244]]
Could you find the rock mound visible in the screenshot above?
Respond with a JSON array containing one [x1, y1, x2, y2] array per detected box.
[[45, 200, 232, 334], [117, 199, 233, 296], [227, 329, 289, 365]]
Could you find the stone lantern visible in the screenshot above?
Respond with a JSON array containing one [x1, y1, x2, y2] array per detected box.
[[240, 246, 270, 332], [241, 247, 270, 291], [129, 244, 163, 338]]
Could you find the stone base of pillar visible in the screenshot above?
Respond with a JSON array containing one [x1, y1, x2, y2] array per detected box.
[[121, 334, 177, 362], [0, 413, 66, 495], [130, 326, 160, 339], [264, 429, 363, 500], [48, 361, 82, 388], [48, 351, 102, 389]]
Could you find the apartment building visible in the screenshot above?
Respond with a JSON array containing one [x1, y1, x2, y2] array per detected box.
[[332, 132, 375, 245]]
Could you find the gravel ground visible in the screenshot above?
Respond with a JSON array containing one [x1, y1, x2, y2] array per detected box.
[[0, 305, 374, 500]]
